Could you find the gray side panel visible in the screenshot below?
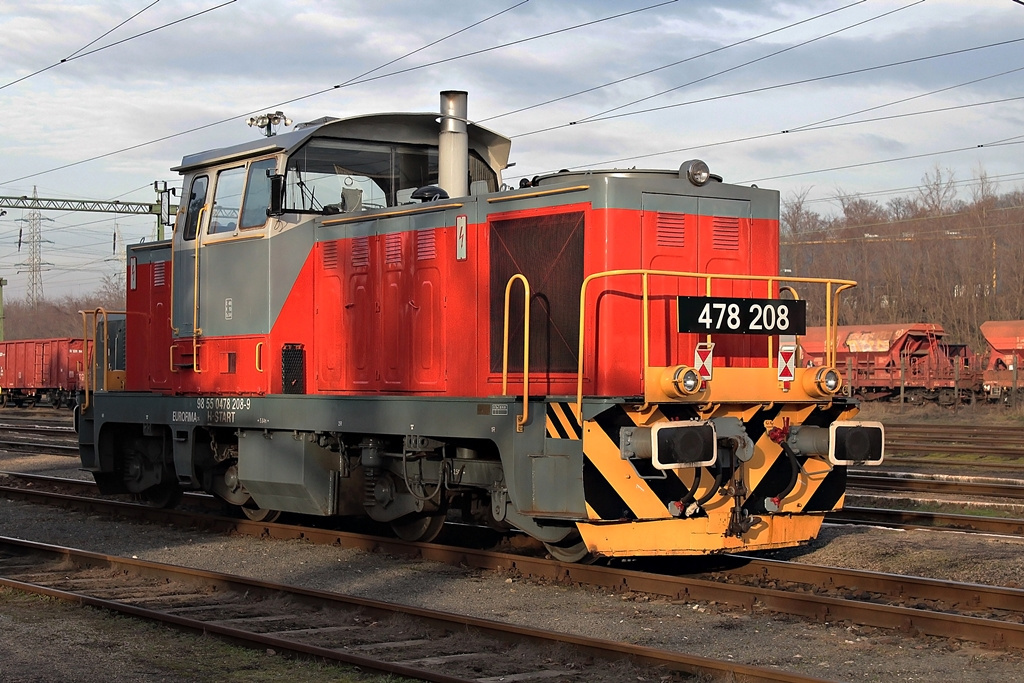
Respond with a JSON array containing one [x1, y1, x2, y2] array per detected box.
[[518, 437, 585, 517], [640, 193, 698, 214], [269, 221, 317, 328], [199, 238, 270, 336], [698, 197, 751, 219], [238, 431, 338, 515], [506, 173, 779, 220]]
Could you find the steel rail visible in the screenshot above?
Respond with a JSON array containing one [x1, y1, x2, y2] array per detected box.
[[3, 480, 1024, 651], [0, 438, 79, 456], [725, 555, 1024, 613], [0, 424, 75, 436], [884, 423, 1024, 457], [828, 506, 1024, 536], [0, 536, 827, 683], [874, 456, 1024, 471], [848, 473, 1024, 499]]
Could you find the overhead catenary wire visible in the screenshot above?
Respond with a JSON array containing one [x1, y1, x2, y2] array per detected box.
[[1, 0, 674, 187], [509, 35, 1024, 139], [738, 138, 1024, 186], [568, 0, 924, 126], [0, 0, 235, 93], [478, 0, 868, 124], [506, 91, 1024, 182], [63, 0, 161, 61]]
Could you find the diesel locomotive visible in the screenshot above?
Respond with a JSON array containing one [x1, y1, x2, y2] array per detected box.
[[77, 91, 884, 560]]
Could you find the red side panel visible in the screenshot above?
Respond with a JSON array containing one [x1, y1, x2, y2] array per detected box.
[[126, 260, 172, 392]]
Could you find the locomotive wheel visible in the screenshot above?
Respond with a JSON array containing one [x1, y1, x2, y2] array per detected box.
[[241, 502, 281, 523], [543, 532, 593, 563], [391, 513, 446, 543], [139, 481, 182, 509]]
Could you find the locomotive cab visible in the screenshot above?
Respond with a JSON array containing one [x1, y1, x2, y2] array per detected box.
[[79, 91, 884, 560]]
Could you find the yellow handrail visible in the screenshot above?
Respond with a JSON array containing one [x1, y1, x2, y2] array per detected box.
[[255, 341, 264, 373], [828, 283, 855, 368], [169, 229, 178, 336], [78, 307, 127, 410], [191, 205, 207, 372], [574, 269, 858, 418], [501, 274, 531, 432], [79, 311, 90, 409], [192, 205, 207, 341]]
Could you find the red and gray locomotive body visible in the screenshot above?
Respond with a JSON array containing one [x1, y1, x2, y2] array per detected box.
[[79, 92, 883, 559]]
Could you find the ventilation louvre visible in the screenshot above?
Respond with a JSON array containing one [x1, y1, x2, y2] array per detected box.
[[153, 261, 166, 287], [351, 236, 370, 268], [712, 216, 740, 251], [322, 241, 339, 270], [416, 230, 437, 261], [385, 233, 402, 264], [656, 213, 686, 248]]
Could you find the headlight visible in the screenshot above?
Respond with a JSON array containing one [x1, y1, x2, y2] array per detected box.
[[681, 159, 711, 186], [660, 365, 706, 398], [802, 366, 841, 397]]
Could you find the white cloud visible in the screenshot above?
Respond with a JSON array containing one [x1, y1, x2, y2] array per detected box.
[[1, 0, 1023, 297]]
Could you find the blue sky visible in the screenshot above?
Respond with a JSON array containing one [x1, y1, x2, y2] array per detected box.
[[1, 0, 1022, 297]]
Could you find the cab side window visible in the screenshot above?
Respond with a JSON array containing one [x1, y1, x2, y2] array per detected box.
[[182, 175, 209, 241], [239, 159, 276, 229], [209, 166, 245, 234]]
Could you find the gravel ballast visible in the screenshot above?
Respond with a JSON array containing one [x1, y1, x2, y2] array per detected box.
[[2, 452, 1024, 682]]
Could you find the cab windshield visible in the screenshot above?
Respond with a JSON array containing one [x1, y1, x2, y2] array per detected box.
[[284, 138, 496, 212]]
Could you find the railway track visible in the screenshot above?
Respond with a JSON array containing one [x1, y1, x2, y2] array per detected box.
[[3, 472, 1024, 653], [885, 423, 1024, 458], [0, 536, 824, 683], [848, 471, 1024, 500], [829, 506, 1024, 536]]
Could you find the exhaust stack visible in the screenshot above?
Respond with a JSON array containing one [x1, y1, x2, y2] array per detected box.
[[439, 90, 469, 198]]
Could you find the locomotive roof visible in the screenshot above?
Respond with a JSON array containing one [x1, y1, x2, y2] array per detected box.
[[172, 112, 512, 176]]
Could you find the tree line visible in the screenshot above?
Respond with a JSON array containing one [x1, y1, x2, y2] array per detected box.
[[2, 274, 124, 341], [781, 166, 1023, 352]]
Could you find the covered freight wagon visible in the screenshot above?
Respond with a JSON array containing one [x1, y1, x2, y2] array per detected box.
[[979, 320, 1024, 402], [802, 323, 977, 404]]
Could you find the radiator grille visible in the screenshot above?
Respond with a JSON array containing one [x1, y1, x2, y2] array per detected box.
[[489, 211, 584, 373], [282, 344, 305, 394]]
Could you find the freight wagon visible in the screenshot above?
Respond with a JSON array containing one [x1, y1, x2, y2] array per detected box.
[[980, 320, 1024, 403], [802, 324, 977, 404], [0, 338, 89, 408]]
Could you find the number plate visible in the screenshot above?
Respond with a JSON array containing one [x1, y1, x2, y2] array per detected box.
[[676, 296, 806, 335]]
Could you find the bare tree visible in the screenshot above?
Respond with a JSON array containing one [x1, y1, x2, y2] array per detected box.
[[917, 165, 959, 216]]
